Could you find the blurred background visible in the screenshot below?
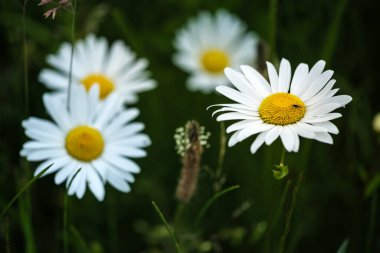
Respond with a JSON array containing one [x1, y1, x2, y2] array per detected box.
[[1, 0, 380, 252]]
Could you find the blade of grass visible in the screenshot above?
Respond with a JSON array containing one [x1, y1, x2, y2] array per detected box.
[[268, 0, 278, 60], [0, 165, 52, 220], [70, 225, 90, 253], [321, 0, 348, 63], [195, 185, 240, 227], [151, 201, 183, 253]]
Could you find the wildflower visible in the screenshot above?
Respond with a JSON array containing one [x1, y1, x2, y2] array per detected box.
[[39, 34, 156, 103], [210, 59, 352, 153], [20, 85, 151, 201], [39, 0, 72, 19], [175, 121, 210, 202], [173, 9, 258, 93]]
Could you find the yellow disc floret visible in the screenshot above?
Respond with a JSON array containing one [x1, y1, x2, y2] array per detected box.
[[259, 92, 306, 125], [201, 49, 229, 74], [65, 126, 104, 162], [81, 74, 115, 99]]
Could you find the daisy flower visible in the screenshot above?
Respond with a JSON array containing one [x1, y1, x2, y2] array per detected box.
[[20, 85, 151, 201], [173, 9, 258, 93], [39, 34, 156, 104], [211, 59, 352, 153]]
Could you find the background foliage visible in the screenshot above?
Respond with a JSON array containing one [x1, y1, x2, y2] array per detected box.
[[1, 0, 380, 252]]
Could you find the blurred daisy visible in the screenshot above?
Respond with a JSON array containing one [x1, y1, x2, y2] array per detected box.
[[21, 85, 151, 201], [39, 34, 156, 104], [211, 59, 352, 153], [373, 113, 380, 133], [173, 9, 258, 93]]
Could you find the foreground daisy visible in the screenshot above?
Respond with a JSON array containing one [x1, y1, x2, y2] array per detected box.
[[21, 85, 151, 201], [39, 34, 156, 104], [173, 9, 258, 93], [211, 59, 352, 153]]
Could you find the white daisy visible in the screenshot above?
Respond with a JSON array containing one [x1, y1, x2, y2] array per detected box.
[[211, 58, 352, 153], [173, 9, 259, 93], [39, 34, 156, 104], [20, 85, 151, 201]]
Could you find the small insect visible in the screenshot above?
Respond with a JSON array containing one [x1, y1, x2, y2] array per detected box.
[[292, 104, 302, 108]]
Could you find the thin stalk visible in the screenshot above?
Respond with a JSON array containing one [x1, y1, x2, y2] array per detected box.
[[107, 194, 118, 252], [173, 202, 185, 230], [214, 122, 226, 192], [268, 0, 278, 60], [3, 218, 11, 253], [67, 0, 77, 111], [195, 185, 240, 227], [22, 0, 29, 117], [0, 166, 51, 220], [151, 201, 183, 253], [63, 168, 81, 253], [278, 171, 303, 253], [365, 192, 377, 253], [280, 148, 286, 166]]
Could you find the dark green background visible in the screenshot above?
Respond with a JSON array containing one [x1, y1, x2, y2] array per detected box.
[[1, 0, 379, 252]]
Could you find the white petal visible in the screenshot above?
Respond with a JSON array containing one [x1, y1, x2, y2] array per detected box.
[[87, 168, 105, 201], [107, 171, 131, 193], [237, 123, 273, 142], [278, 58, 291, 93], [265, 126, 281, 145], [240, 65, 271, 98], [266, 61, 279, 93], [250, 132, 266, 154], [314, 132, 333, 144], [280, 127, 294, 152], [290, 63, 309, 95]]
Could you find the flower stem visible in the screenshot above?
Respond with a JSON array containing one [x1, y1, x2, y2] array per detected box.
[[278, 171, 303, 253], [151, 201, 183, 253], [365, 192, 377, 253], [67, 0, 77, 111], [22, 0, 29, 117], [268, 0, 278, 60]]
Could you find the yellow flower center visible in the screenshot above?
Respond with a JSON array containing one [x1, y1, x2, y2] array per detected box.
[[65, 126, 104, 162], [201, 49, 229, 74], [81, 74, 115, 99], [259, 92, 306, 125]]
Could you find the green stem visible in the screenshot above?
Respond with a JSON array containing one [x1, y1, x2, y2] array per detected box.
[[67, 0, 77, 111], [107, 194, 118, 252], [63, 168, 81, 253], [278, 171, 303, 253], [0, 165, 51, 220], [195, 185, 240, 227], [280, 148, 286, 166], [173, 202, 186, 230], [365, 192, 377, 253], [268, 0, 278, 60], [151, 201, 183, 253]]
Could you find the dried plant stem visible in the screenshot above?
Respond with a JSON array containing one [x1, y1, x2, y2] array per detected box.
[[67, 0, 77, 111], [152, 201, 183, 253], [214, 122, 226, 192], [268, 0, 278, 60], [278, 171, 303, 253]]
